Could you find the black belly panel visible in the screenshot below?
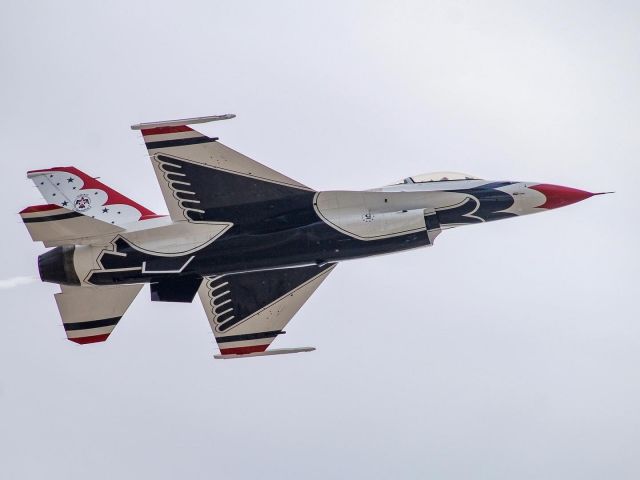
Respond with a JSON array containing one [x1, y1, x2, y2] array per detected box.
[[87, 219, 430, 285]]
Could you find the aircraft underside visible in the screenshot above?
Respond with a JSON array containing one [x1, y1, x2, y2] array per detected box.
[[20, 115, 601, 358]]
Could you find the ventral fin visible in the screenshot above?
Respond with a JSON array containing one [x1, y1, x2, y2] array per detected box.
[[150, 276, 202, 303]]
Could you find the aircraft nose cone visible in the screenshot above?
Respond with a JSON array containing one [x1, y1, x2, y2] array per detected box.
[[529, 184, 595, 209]]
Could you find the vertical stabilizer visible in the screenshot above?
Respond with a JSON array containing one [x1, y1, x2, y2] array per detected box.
[[27, 167, 160, 226]]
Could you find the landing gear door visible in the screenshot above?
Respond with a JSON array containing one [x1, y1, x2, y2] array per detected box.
[[424, 209, 441, 245]]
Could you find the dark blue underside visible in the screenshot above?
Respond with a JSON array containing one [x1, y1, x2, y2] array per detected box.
[[87, 157, 515, 286]]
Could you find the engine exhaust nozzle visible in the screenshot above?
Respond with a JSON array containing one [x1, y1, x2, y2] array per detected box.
[[38, 245, 81, 286]]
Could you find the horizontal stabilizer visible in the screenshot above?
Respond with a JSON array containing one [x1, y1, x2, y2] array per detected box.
[[20, 204, 124, 246], [214, 347, 315, 359], [55, 284, 143, 344]]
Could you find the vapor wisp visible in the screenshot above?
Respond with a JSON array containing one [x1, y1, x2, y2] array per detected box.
[[0, 276, 37, 290]]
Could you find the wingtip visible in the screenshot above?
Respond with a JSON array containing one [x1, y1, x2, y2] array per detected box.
[[131, 114, 236, 130], [214, 347, 316, 359]]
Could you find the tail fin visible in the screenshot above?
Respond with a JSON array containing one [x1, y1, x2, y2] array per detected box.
[[27, 166, 160, 227], [55, 284, 143, 344]]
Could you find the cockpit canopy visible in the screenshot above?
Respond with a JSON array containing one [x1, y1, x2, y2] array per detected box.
[[395, 171, 483, 185]]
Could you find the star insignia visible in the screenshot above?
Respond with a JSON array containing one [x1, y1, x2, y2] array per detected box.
[[102, 208, 109, 213], [62, 201, 68, 206], [67, 178, 74, 183]]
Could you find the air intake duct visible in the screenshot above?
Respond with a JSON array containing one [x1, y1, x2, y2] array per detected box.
[[38, 245, 81, 286]]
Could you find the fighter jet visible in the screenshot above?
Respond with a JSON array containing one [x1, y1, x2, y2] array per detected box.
[[20, 115, 604, 358]]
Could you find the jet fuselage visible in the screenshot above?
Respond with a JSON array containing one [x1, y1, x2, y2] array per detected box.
[[21, 116, 602, 354], [38, 177, 595, 288]]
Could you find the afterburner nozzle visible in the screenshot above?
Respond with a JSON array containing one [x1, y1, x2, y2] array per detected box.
[[38, 245, 80, 285]]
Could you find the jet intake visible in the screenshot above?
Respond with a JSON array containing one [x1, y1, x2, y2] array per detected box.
[[38, 245, 81, 286], [424, 209, 442, 245]]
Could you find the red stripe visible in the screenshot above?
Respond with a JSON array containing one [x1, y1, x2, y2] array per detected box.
[[69, 333, 110, 344], [19, 204, 61, 214], [139, 213, 167, 221], [140, 125, 193, 136], [219, 344, 269, 355]]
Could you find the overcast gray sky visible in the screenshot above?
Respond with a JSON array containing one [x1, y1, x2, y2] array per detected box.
[[2, 1, 639, 478]]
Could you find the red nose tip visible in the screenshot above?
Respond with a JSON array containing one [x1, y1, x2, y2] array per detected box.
[[529, 184, 595, 209]]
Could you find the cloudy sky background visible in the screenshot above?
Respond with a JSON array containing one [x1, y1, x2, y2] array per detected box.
[[2, 1, 639, 478]]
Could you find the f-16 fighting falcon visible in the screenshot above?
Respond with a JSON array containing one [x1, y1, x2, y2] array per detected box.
[[21, 115, 605, 358]]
